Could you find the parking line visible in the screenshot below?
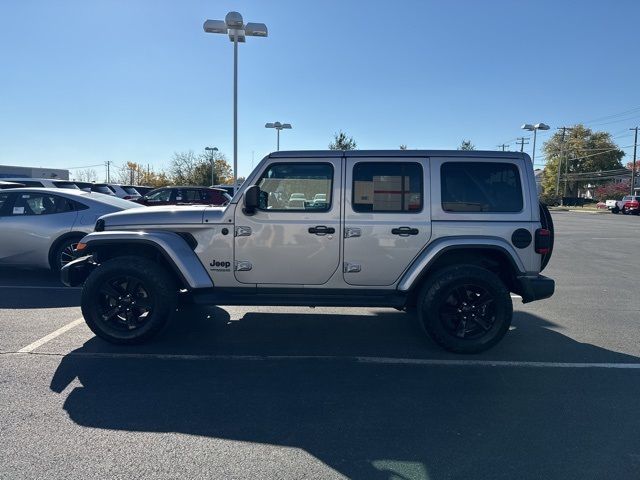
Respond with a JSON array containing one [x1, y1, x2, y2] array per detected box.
[[17, 318, 85, 353], [9, 350, 640, 369]]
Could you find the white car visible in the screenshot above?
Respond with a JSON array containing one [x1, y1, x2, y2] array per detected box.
[[1, 177, 80, 190]]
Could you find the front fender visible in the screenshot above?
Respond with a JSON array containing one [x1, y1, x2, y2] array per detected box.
[[75, 230, 213, 289]]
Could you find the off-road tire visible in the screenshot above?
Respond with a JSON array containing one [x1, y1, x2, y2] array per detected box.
[[417, 265, 513, 354], [81, 256, 177, 344]]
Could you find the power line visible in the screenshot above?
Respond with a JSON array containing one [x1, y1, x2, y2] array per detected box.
[[515, 137, 530, 152], [67, 163, 104, 170]]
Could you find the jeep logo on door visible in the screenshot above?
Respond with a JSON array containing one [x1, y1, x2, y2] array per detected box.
[[209, 260, 231, 272]]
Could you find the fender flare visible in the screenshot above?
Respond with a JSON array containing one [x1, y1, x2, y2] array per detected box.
[[397, 237, 527, 292], [79, 230, 213, 289]]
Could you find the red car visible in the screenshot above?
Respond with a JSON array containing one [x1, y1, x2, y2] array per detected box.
[[135, 187, 231, 207], [622, 195, 640, 215]]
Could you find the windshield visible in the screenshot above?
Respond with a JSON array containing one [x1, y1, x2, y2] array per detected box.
[[122, 186, 140, 195], [54, 182, 80, 189]]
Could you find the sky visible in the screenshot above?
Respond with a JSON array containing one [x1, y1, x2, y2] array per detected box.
[[1, 0, 639, 180]]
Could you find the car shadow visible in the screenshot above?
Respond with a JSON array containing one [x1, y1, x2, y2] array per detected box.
[[50, 310, 640, 479]]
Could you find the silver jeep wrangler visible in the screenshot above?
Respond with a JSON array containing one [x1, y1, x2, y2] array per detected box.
[[62, 150, 554, 353]]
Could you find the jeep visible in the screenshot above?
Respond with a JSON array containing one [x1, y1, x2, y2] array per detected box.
[[62, 150, 555, 353]]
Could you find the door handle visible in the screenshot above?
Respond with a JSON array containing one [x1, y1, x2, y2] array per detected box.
[[391, 227, 419, 236], [308, 225, 335, 235]]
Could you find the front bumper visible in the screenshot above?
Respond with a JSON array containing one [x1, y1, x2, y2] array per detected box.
[[514, 275, 555, 304], [60, 255, 96, 287]]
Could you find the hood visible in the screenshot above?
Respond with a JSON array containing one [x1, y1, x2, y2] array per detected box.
[[99, 205, 225, 228]]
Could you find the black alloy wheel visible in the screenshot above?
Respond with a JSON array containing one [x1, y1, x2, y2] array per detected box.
[[417, 265, 513, 353], [438, 284, 496, 340], [98, 275, 154, 333], [81, 256, 177, 344]]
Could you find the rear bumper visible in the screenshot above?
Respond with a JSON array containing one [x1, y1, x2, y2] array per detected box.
[[514, 275, 555, 304], [60, 255, 96, 287]]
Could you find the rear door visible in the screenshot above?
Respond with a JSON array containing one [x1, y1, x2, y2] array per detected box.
[[343, 157, 431, 286]]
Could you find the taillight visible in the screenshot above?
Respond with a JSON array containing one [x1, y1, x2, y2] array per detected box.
[[535, 228, 551, 254]]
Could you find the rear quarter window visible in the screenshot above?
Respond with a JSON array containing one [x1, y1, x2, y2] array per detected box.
[[441, 162, 523, 213]]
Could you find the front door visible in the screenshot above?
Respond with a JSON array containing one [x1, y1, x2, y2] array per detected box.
[[234, 159, 342, 285], [343, 157, 431, 286]]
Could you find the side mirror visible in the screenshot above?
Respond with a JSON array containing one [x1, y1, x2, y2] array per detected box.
[[243, 185, 260, 215]]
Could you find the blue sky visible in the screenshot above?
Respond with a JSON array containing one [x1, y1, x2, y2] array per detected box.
[[1, 0, 639, 180]]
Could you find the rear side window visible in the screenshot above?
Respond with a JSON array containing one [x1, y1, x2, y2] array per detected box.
[[352, 162, 423, 213], [441, 162, 523, 213], [10, 193, 74, 216]]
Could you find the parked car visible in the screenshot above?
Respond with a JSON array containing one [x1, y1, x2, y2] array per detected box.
[[72, 182, 116, 196], [0, 181, 25, 189], [0, 188, 138, 271], [63, 149, 554, 353], [135, 186, 231, 206], [607, 195, 640, 214], [1, 177, 80, 190], [124, 185, 153, 196], [212, 184, 236, 196]]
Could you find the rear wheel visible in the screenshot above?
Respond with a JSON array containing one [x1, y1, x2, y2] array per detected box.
[[51, 236, 82, 271], [417, 265, 513, 354], [81, 256, 177, 344], [611, 207, 620, 214]]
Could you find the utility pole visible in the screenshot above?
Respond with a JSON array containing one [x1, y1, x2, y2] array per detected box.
[[631, 127, 639, 195], [496, 143, 509, 151], [557, 127, 573, 197], [516, 137, 529, 153], [105, 161, 111, 183]]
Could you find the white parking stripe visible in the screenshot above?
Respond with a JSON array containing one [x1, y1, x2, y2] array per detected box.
[[17, 318, 85, 353], [11, 350, 640, 369]]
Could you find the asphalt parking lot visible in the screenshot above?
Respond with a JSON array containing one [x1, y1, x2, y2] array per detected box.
[[1, 211, 640, 480]]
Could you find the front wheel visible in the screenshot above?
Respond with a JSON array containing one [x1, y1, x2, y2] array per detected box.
[[611, 207, 619, 214], [81, 256, 177, 344], [417, 265, 513, 353]]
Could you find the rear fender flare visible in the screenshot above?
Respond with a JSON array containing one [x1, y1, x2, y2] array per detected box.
[[397, 237, 526, 292]]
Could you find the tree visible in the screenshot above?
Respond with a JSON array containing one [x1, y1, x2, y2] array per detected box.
[[329, 131, 357, 150], [75, 168, 97, 182], [458, 140, 475, 151], [540, 124, 625, 197], [594, 180, 630, 201], [170, 150, 233, 186]]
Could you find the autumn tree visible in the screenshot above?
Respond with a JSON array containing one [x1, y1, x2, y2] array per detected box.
[[329, 131, 357, 150], [170, 150, 233, 186], [540, 124, 625, 197]]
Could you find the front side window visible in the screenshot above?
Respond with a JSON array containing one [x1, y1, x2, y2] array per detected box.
[[10, 193, 74, 216], [441, 162, 523, 213], [257, 163, 333, 211], [352, 162, 423, 213]]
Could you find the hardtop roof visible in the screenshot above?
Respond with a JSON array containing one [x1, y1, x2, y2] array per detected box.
[[269, 149, 530, 160]]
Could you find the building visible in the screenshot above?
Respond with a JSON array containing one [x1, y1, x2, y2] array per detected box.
[[0, 164, 69, 180]]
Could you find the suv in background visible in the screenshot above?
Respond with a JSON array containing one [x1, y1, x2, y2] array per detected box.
[[135, 186, 231, 206], [63, 150, 554, 354]]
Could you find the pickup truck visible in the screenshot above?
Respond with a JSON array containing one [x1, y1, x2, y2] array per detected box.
[[607, 195, 640, 214]]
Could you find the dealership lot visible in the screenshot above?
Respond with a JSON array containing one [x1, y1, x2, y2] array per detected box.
[[1, 212, 640, 480]]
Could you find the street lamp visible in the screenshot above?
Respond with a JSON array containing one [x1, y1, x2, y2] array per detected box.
[[203, 12, 268, 192], [204, 146, 219, 186], [521, 123, 550, 165], [265, 121, 292, 151]]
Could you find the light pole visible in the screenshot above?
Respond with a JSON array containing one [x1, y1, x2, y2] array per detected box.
[[203, 12, 268, 193], [204, 146, 218, 186], [265, 122, 292, 151], [521, 123, 550, 166]]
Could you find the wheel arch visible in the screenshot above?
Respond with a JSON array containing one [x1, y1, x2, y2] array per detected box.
[[400, 243, 524, 307], [80, 231, 213, 290]]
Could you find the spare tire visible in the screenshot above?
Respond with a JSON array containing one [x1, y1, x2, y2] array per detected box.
[[539, 202, 554, 272]]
